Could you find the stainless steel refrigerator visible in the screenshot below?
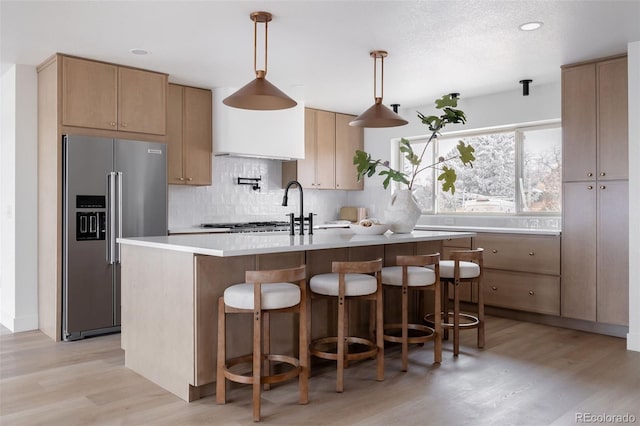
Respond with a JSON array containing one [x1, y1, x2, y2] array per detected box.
[[62, 134, 167, 341]]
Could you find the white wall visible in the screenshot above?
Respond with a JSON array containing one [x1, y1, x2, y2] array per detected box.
[[347, 82, 562, 220], [0, 65, 39, 332], [627, 41, 640, 352]]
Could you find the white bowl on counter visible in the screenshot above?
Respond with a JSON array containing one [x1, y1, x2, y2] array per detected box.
[[349, 223, 389, 235]]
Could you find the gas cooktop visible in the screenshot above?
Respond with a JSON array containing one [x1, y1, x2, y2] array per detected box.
[[201, 221, 290, 233]]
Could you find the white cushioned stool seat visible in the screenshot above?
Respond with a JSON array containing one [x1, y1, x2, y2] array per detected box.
[[310, 273, 377, 296], [223, 282, 300, 310], [438, 260, 480, 279], [381, 266, 436, 287]]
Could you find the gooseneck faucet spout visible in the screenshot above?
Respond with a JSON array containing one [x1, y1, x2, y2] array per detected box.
[[282, 180, 304, 235]]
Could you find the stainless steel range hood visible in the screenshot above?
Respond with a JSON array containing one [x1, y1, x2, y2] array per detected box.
[[213, 86, 305, 160]]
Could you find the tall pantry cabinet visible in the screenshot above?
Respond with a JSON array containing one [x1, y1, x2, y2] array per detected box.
[[561, 55, 629, 326]]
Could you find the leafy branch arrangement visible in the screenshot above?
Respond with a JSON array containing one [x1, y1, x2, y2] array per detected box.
[[353, 94, 476, 193]]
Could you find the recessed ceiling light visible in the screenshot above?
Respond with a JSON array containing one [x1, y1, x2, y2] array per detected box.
[[519, 21, 543, 31], [129, 48, 149, 55]]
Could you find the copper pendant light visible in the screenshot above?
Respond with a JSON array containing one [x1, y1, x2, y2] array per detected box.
[[350, 50, 407, 128], [223, 11, 297, 110]]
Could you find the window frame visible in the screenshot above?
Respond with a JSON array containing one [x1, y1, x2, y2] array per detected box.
[[393, 120, 561, 216]]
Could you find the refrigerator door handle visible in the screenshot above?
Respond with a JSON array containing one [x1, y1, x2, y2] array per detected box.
[[116, 172, 123, 263], [107, 172, 117, 264]]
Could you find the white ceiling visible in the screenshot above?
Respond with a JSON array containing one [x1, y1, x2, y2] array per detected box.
[[2, 0, 639, 114]]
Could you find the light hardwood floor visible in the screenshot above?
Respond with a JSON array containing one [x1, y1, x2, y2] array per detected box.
[[1, 316, 639, 425]]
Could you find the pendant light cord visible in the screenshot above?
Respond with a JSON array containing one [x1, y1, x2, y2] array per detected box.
[[253, 15, 268, 77], [373, 52, 384, 103]]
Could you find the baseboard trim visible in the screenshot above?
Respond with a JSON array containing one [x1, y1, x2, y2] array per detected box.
[[460, 303, 629, 339], [0, 312, 39, 333]]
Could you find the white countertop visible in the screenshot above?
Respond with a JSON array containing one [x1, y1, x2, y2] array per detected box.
[[119, 229, 476, 257], [414, 225, 561, 236]]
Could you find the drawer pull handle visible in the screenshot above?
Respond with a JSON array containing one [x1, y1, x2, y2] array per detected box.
[[491, 286, 498, 291], [600, 172, 606, 176], [528, 290, 535, 296], [492, 249, 497, 254], [110, 122, 116, 127], [528, 251, 534, 256], [587, 172, 593, 177], [600, 185, 606, 190], [587, 185, 593, 190]]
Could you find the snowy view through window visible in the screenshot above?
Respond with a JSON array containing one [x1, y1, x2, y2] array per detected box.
[[404, 124, 561, 215]]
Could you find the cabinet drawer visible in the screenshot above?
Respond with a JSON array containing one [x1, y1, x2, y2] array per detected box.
[[443, 237, 472, 248], [476, 234, 559, 274], [483, 269, 560, 315]]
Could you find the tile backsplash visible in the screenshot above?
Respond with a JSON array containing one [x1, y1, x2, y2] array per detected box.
[[168, 156, 560, 232], [168, 156, 349, 230]]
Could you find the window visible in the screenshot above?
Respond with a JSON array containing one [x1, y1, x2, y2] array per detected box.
[[400, 123, 561, 215]]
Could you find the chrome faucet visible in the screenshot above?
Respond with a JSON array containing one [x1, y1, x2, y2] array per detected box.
[[282, 180, 311, 235]]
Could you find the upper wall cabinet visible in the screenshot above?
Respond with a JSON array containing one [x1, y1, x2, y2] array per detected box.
[[61, 56, 167, 135], [335, 113, 364, 190], [562, 55, 628, 182], [282, 108, 364, 190], [166, 83, 212, 186], [213, 87, 305, 160], [291, 108, 335, 189]]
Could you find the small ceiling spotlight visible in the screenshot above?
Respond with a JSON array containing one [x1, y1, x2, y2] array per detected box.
[[390, 103, 400, 113], [449, 92, 460, 99], [129, 48, 149, 55], [519, 79, 532, 96], [519, 21, 543, 31]]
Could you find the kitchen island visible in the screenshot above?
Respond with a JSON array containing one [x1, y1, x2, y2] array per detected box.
[[118, 229, 474, 401]]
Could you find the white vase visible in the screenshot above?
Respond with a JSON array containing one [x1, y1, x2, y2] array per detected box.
[[384, 188, 422, 233]]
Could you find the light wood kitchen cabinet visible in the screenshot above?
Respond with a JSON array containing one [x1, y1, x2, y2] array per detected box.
[[480, 233, 560, 276], [283, 108, 334, 188], [562, 181, 629, 325], [596, 181, 629, 325], [596, 57, 628, 181], [560, 182, 597, 321], [335, 113, 364, 190], [561, 62, 596, 182], [167, 84, 212, 186], [561, 54, 629, 326], [478, 233, 560, 316], [483, 270, 560, 316], [282, 108, 363, 190], [61, 55, 167, 135], [562, 55, 628, 182]]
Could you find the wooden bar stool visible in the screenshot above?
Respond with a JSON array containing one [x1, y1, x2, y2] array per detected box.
[[426, 249, 484, 356], [216, 266, 308, 422], [381, 253, 441, 371], [309, 258, 383, 393]]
